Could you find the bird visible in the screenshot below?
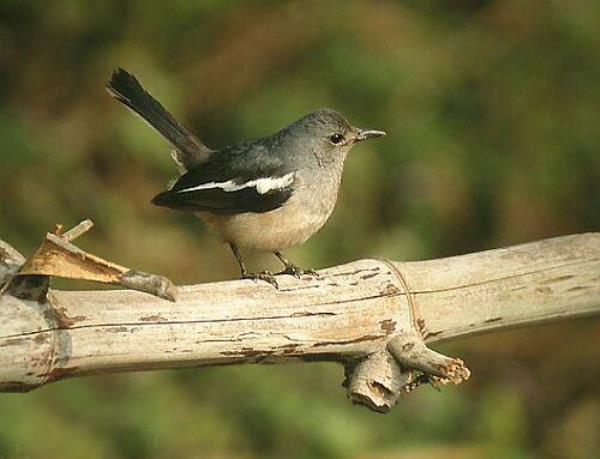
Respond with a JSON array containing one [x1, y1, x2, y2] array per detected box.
[[106, 68, 386, 287]]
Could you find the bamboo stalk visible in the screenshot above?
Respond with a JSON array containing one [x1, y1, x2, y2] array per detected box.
[[2, 233, 599, 412]]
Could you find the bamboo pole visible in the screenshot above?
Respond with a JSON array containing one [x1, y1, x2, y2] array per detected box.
[[2, 232, 599, 412]]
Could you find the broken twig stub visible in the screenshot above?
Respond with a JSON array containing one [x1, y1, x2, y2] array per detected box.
[[8, 220, 176, 301]]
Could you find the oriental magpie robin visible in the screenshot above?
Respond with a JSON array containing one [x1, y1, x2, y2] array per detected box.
[[107, 68, 385, 287]]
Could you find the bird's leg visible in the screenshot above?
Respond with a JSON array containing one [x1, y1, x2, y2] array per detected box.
[[229, 243, 249, 276], [273, 251, 318, 278], [229, 244, 278, 288]]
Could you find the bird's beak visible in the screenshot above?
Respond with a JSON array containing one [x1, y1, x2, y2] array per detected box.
[[355, 128, 387, 142]]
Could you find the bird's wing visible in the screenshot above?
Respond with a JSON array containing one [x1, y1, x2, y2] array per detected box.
[[152, 146, 295, 214]]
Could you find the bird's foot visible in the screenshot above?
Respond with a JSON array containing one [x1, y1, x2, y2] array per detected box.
[[278, 265, 319, 279], [242, 271, 279, 288]]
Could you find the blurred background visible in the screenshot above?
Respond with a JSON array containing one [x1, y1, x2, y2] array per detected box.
[[1, 1, 600, 458]]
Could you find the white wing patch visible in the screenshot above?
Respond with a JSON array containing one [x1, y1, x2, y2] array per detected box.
[[176, 171, 295, 195]]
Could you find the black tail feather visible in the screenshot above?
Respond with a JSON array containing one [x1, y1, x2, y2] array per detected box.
[[106, 68, 210, 163]]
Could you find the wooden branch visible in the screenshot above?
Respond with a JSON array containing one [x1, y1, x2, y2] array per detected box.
[[1, 232, 599, 413]]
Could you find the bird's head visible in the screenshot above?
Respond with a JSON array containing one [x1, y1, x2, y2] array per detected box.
[[286, 108, 386, 164]]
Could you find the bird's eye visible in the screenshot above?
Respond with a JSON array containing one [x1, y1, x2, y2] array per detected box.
[[329, 133, 345, 145]]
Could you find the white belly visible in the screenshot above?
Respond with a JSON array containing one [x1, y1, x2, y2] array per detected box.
[[198, 166, 343, 252], [199, 191, 335, 252]]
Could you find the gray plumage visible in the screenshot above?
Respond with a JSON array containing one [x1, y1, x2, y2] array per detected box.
[[107, 68, 386, 287]]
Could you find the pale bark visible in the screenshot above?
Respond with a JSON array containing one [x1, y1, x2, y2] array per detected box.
[[1, 232, 599, 412]]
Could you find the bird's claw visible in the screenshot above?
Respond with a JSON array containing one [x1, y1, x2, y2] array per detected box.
[[242, 271, 279, 288], [303, 268, 319, 277], [279, 265, 319, 279]]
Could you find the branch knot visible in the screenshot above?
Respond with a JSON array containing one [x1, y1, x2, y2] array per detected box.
[[345, 261, 470, 412]]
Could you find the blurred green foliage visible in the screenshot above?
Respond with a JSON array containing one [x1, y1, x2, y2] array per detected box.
[[1, 1, 600, 458]]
